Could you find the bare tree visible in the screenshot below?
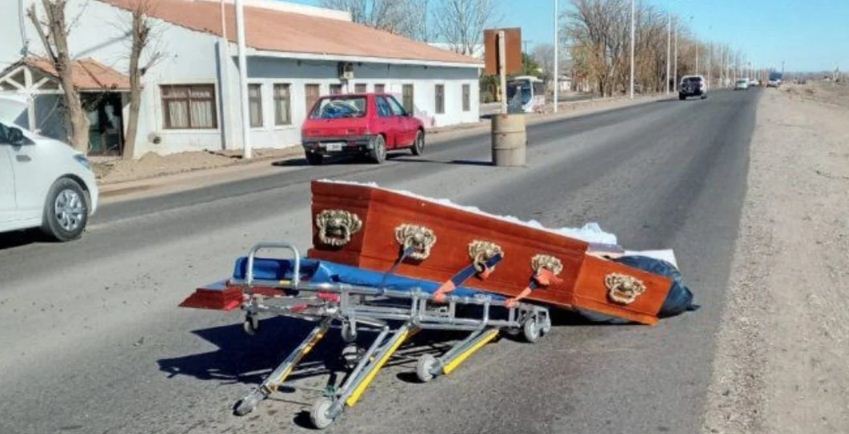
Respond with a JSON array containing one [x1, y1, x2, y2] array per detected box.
[[122, 0, 163, 160], [319, 0, 429, 40], [531, 43, 555, 80], [27, 0, 89, 152], [432, 0, 499, 56]]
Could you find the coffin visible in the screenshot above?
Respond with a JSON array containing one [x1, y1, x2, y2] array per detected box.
[[308, 180, 672, 325]]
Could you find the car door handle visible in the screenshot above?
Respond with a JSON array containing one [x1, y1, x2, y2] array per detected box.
[[16, 155, 31, 162]]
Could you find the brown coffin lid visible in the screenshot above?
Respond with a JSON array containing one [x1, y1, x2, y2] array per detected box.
[[101, 0, 482, 66]]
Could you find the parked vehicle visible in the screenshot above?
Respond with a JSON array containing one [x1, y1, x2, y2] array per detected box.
[[301, 93, 425, 164], [749, 79, 760, 87], [735, 79, 750, 90], [506, 75, 546, 113], [0, 96, 99, 241], [679, 75, 708, 100]]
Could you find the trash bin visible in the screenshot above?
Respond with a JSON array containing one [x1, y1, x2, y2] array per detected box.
[[491, 114, 526, 166]]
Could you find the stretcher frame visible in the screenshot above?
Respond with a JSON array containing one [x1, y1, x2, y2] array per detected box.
[[229, 242, 551, 429]]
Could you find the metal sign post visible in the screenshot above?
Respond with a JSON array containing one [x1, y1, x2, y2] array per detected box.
[[498, 30, 507, 115]]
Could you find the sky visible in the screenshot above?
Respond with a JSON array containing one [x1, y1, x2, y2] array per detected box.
[[289, 0, 848, 72]]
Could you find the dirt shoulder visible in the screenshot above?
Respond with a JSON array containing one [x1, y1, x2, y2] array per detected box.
[[702, 86, 849, 433]]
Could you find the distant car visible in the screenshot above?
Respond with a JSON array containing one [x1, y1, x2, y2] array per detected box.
[[1, 96, 99, 241], [735, 79, 750, 90], [679, 75, 708, 100], [749, 79, 759, 87], [301, 93, 425, 164]]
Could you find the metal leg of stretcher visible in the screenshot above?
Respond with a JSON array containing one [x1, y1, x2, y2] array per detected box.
[[310, 322, 412, 429], [234, 317, 332, 416], [415, 327, 500, 383]]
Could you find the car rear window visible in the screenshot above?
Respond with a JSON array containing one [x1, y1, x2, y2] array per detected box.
[[683, 77, 703, 84], [310, 96, 367, 119]]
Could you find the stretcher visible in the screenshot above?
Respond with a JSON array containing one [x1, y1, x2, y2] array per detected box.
[[183, 241, 551, 429]]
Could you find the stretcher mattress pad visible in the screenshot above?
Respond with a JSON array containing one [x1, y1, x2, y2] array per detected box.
[[233, 257, 504, 300]]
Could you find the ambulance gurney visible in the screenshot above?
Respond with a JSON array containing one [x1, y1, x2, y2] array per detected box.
[[181, 242, 551, 429]]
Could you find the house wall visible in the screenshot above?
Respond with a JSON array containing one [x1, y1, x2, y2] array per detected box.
[[1, 0, 480, 158], [237, 57, 480, 150]]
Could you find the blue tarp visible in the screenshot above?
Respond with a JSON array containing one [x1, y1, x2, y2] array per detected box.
[[232, 257, 501, 299]]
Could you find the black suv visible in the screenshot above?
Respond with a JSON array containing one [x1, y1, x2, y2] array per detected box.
[[679, 75, 707, 100]]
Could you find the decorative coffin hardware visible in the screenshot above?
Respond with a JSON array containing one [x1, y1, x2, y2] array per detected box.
[[395, 224, 437, 260], [531, 254, 563, 276], [605, 273, 647, 305], [468, 240, 503, 273], [315, 209, 363, 247]]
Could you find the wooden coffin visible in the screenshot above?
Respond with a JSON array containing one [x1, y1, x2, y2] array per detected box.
[[307, 180, 671, 325]]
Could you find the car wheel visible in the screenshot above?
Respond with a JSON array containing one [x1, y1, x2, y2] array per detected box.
[[701, 94, 707, 99], [41, 177, 88, 242], [678, 94, 686, 100], [369, 135, 386, 164], [305, 152, 324, 165], [410, 131, 424, 156]]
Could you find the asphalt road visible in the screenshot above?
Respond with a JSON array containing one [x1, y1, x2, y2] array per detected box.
[[0, 89, 759, 434]]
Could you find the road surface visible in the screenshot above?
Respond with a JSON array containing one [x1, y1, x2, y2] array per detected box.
[[0, 90, 758, 434]]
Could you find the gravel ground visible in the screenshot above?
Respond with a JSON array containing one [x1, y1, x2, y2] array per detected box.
[[703, 86, 849, 433]]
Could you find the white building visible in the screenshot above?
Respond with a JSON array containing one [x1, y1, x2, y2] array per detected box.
[[0, 0, 482, 157]]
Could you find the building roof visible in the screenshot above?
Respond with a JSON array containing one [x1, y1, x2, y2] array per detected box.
[[101, 0, 482, 67], [22, 57, 131, 91]]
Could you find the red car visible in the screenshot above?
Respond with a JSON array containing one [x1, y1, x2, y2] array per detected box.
[[301, 93, 425, 164]]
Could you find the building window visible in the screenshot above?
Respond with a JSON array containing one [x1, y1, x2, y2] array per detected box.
[[435, 84, 445, 114], [330, 84, 343, 95], [402, 84, 414, 114], [273, 83, 291, 126], [248, 84, 263, 127], [305, 83, 320, 112], [354, 83, 367, 93], [161, 84, 217, 129], [374, 83, 385, 93], [462, 84, 471, 112]]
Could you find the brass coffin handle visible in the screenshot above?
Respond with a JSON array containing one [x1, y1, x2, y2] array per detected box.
[[315, 209, 363, 247], [605, 273, 647, 305], [395, 224, 437, 261], [530, 254, 563, 276], [468, 240, 503, 273]]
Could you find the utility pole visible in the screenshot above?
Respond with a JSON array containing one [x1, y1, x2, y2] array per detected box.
[[235, 0, 251, 159], [553, 0, 559, 112], [666, 4, 671, 94], [629, 0, 635, 99]]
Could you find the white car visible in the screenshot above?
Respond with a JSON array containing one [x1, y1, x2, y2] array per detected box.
[[735, 79, 750, 90], [1, 96, 98, 241]]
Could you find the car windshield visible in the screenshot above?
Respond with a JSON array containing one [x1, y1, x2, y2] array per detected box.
[[737, 80, 747, 84], [683, 77, 702, 84], [506, 81, 532, 105], [310, 96, 367, 119]]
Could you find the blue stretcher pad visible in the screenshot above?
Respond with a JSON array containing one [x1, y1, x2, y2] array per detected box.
[[233, 257, 502, 299]]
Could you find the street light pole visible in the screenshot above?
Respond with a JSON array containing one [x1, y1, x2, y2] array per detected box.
[[666, 4, 671, 94], [553, 0, 558, 112], [629, 0, 635, 99], [235, 0, 251, 159]]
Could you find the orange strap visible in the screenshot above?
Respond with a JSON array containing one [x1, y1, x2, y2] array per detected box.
[[533, 269, 563, 286], [432, 280, 457, 303], [506, 286, 533, 308], [478, 266, 494, 280]]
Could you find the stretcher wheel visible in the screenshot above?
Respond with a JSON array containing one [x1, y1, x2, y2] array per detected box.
[[243, 315, 259, 335], [523, 318, 541, 343], [341, 345, 363, 370], [233, 389, 264, 416], [540, 314, 552, 335], [416, 354, 438, 383], [310, 397, 336, 430]]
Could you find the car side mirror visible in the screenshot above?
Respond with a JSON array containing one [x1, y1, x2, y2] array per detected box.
[[7, 127, 26, 146]]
